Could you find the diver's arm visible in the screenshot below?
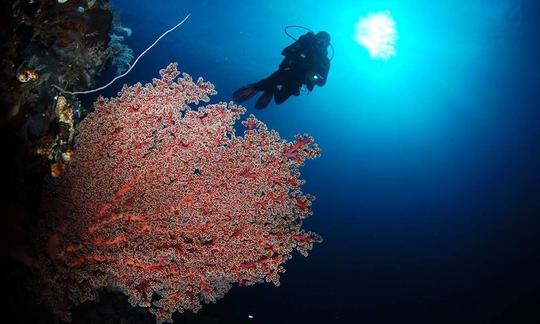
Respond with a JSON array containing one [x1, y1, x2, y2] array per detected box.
[[312, 59, 330, 87], [305, 59, 329, 91]]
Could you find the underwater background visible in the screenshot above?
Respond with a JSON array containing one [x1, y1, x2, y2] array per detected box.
[[2, 0, 540, 323], [86, 1, 540, 322]]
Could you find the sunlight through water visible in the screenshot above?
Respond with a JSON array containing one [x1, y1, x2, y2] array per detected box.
[[355, 11, 398, 60]]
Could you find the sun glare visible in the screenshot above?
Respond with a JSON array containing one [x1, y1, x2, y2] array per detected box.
[[355, 11, 397, 60]]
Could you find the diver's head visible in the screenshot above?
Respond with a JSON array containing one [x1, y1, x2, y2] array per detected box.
[[315, 31, 331, 48]]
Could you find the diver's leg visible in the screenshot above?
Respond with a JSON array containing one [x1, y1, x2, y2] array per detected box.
[[274, 80, 301, 104], [254, 70, 291, 109], [255, 90, 274, 109], [274, 87, 293, 104], [253, 70, 283, 90], [233, 70, 283, 103]]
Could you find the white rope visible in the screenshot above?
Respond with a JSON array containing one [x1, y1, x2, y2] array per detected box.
[[53, 13, 191, 95]]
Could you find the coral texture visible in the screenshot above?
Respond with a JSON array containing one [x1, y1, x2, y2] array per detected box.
[[35, 64, 321, 322]]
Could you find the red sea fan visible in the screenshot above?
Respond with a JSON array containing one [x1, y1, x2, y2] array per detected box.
[[35, 63, 321, 323]]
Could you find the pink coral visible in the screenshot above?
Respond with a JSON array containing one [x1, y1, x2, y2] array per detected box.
[[35, 63, 321, 322]]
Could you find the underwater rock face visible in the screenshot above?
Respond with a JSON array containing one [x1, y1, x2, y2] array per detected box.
[[35, 64, 321, 323], [0, 1, 115, 221], [2, 1, 114, 130]]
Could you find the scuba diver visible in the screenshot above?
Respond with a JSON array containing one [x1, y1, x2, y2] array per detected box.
[[233, 30, 331, 109]]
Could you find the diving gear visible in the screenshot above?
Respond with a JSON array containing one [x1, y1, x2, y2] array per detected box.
[[233, 29, 331, 108], [255, 90, 273, 109], [306, 71, 324, 84], [284, 26, 335, 61], [233, 84, 259, 102]]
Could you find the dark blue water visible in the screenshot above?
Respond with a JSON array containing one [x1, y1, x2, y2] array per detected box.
[[93, 1, 540, 323]]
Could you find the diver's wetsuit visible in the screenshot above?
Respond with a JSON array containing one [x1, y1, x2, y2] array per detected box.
[[233, 31, 331, 109]]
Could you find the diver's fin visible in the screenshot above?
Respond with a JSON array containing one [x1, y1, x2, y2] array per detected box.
[[233, 84, 259, 103], [255, 91, 273, 109]]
